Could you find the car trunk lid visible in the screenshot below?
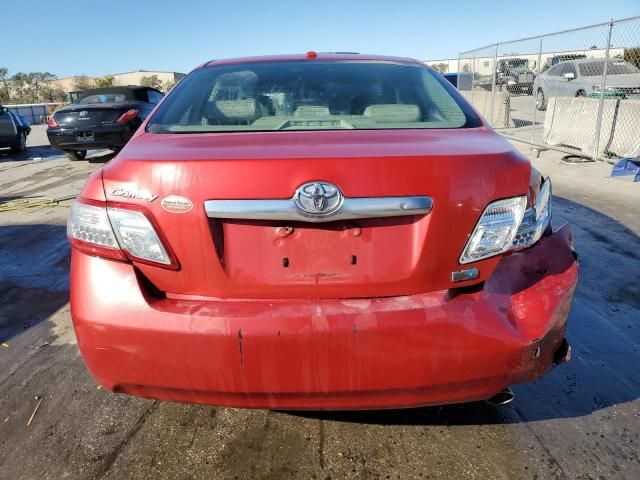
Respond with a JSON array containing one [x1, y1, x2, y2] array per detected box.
[[101, 128, 530, 299], [54, 103, 135, 128]]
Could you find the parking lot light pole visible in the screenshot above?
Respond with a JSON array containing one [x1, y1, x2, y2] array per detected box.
[[593, 20, 614, 161]]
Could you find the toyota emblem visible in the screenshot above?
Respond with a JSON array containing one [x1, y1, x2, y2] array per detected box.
[[293, 181, 343, 216]]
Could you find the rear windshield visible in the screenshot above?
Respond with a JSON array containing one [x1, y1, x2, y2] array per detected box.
[[78, 93, 127, 104], [147, 61, 479, 133], [578, 61, 640, 76]]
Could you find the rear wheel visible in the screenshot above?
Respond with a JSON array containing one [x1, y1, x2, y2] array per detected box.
[[10, 132, 26, 153], [535, 89, 546, 111], [66, 150, 87, 161]]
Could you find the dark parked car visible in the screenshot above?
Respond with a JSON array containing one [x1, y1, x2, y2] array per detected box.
[[47, 86, 164, 160], [0, 106, 31, 153], [496, 58, 535, 94]]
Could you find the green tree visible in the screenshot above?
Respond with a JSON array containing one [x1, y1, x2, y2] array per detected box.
[[10, 72, 30, 102], [140, 75, 163, 90], [161, 79, 176, 93], [73, 75, 96, 92], [29, 72, 56, 101], [0, 67, 10, 103], [95, 76, 115, 88], [431, 63, 449, 73]]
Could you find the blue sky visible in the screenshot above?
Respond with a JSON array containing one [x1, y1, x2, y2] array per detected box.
[[4, 0, 639, 77]]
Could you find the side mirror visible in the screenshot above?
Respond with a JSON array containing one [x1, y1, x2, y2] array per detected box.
[[563, 72, 575, 81]]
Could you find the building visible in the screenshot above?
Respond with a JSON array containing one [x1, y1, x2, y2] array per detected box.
[[48, 70, 186, 94], [424, 47, 627, 75]]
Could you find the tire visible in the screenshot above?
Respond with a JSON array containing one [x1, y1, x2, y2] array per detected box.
[[10, 132, 26, 153], [66, 150, 87, 161], [535, 88, 546, 111]]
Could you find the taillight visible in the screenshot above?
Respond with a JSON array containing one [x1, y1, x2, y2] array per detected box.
[[459, 196, 527, 264], [68, 198, 178, 269], [511, 178, 552, 250], [115, 109, 139, 124], [47, 115, 60, 128]]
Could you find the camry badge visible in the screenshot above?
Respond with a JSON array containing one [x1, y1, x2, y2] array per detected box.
[[161, 195, 193, 213], [294, 181, 343, 216], [111, 188, 158, 202]]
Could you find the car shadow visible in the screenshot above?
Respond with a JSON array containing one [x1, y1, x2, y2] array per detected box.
[[88, 150, 117, 164], [287, 196, 640, 426], [0, 147, 116, 165], [0, 145, 64, 163]]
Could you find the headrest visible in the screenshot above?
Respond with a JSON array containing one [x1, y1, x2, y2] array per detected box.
[[205, 99, 262, 120], [363, 104, 421, 123], [294, 106, 331, 117]]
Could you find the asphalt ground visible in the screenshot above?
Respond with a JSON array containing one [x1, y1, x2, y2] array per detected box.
[[1, 126, 639, 480]]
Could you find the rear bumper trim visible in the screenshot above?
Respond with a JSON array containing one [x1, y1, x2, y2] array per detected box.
[[204, 196, 433, 223]]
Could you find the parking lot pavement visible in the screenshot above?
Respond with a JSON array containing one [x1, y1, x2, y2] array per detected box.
[[1, 128, 639, 479]]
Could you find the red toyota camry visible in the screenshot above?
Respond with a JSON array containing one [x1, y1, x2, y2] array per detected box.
[[68, 53, 578, 410]]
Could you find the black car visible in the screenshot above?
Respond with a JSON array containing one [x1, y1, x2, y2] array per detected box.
[[0, 106, 31, 153], [47, 86, 164, 161]]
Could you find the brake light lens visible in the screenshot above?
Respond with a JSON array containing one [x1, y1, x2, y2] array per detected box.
[[68, 199, 177, 268], [459, 196, 527, 264], [107, 207, 171, 265], [115, 108, 139, 124], [67, 201, 126, 261], [511, 178, 552, 250], [47, 115, 60, 128]]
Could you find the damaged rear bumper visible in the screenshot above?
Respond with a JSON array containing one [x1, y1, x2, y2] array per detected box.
[[70, 224, 578, 410]]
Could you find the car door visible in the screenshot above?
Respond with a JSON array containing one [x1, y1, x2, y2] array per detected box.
[[554, 63, 578, 96], [0, 108, 17, 145], [542, 64, 563, 98]]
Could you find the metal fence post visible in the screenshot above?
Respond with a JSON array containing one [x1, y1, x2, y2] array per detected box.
[[593, 19, 614, 161], [471, 56, 477, 104], [489, 42, 498, 125], [531, 36, 543, 142]]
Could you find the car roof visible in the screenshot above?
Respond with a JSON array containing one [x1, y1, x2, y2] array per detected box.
[[204, 53, 422, 68], [565, 58, 625, 65]]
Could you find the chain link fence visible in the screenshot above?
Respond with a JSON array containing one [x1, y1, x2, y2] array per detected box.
[[456, 16, 640, 162]]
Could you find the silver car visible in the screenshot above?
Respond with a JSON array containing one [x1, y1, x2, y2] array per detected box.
[[533, 58, 640, 110]]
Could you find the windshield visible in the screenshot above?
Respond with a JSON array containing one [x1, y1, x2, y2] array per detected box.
[[78, 93, 127, 104], [147, 61, 478, 133], [579, 60, 640, 76]]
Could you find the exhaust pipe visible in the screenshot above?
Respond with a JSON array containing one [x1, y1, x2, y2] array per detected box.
[[553, 338, 572, 366], [486, 388, 514, 406]]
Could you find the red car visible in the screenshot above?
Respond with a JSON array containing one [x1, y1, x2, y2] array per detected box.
[[68, 53, 578, 410]]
